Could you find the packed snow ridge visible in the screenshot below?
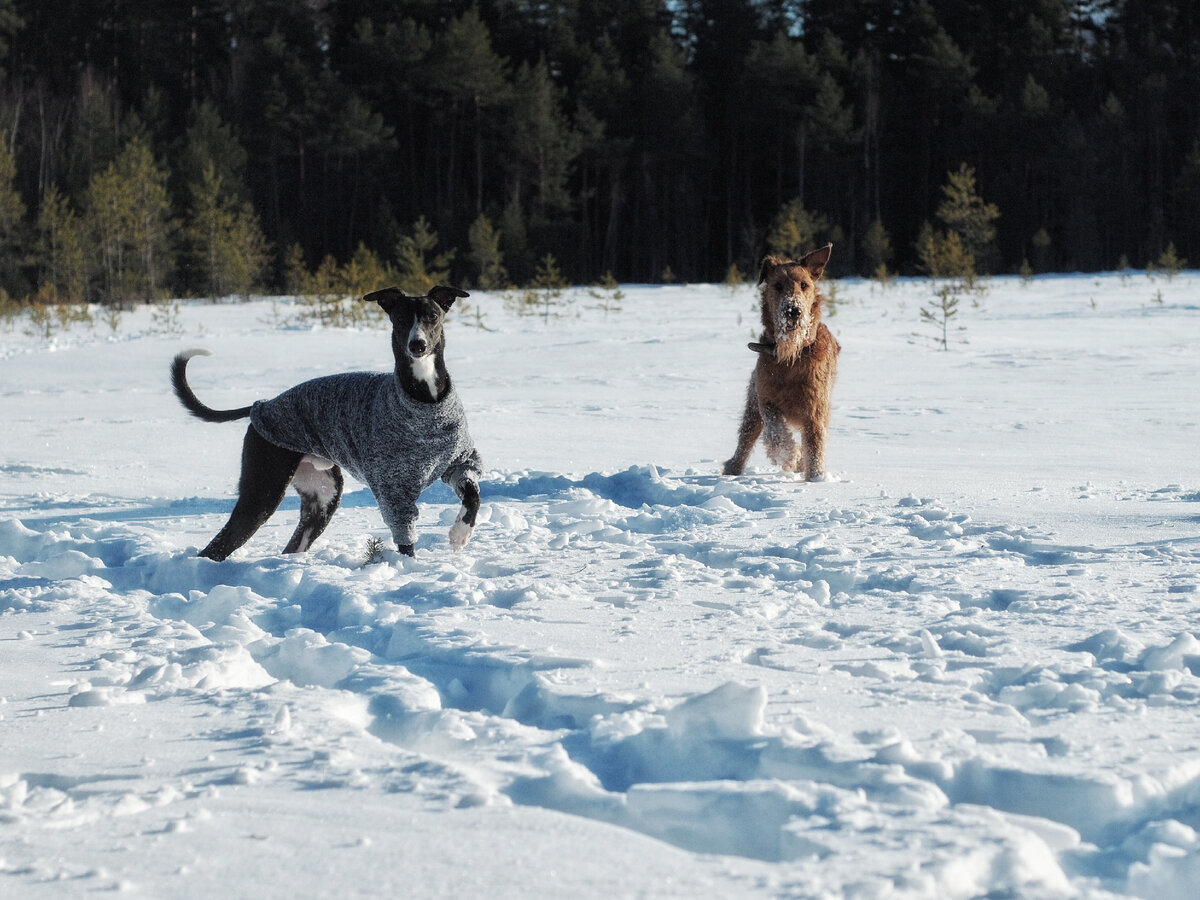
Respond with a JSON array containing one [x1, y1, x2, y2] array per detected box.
[[2, 274, 1199, 898]]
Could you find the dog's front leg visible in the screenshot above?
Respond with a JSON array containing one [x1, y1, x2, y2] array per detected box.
[[761, 404, 803, 473], [448, 477, 480, 551], [441, 456, 482, 552], [723, 375, 763, 476], [377, 488, 420, 558]]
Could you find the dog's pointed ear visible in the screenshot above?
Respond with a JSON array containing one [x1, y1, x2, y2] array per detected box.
[[800, 243, 833, 281], [758, 255, 785, 285], [428, 285, 470, 312], [364, 286, 408, 314]]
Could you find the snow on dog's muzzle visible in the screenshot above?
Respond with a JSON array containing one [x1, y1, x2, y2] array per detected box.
[[779, 300, 803, 334]]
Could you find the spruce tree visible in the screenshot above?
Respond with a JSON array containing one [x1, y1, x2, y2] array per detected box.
[[178, 101, 250, 205], [0, 0, 21, 61], [186, 162, 269, 300], [508, 60, 582, 224], [1153, 242, 1186, 281], [36, 186, 87, 304], [767, 199, 829, 261], [861, 218, 894, 278], [0, 133, 28, 298], [395, 217, 454, 294], [339, 243, 394, 299], [84, 158, 132, 306], [428, 6, 511, 216], [936, 164, 1000, 273], [85, 138, 174, 306], [467, 214, 509, 290]]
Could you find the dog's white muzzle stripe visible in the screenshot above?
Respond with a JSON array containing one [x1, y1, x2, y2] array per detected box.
[[407, 320, 437, 393]]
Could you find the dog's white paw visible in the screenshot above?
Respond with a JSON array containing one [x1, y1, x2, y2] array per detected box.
[[448, 521, 473, 551], [448, 510, 474, 551]]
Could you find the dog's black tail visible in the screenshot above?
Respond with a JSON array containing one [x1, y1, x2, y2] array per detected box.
[[171, 349, 254, 423]]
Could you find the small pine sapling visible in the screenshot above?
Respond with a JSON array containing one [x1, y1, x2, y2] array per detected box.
[[722, 263, 746, 295], [587, 271, 625, 317], [767, 199, 829, 260], [824, 280, 840, 317], [913, 227, 981, 350], [395, 216, 455, 295], [1118, 254, 1131, 286], [363, 536, 386, 565], [467, 215, 509, 290], [862, 219, 894, 284], [531, 253, 568, 322], [24, 302, 55, 339], [150, 299, 184, 335], [101, 304, 124, 334], [918, 285, 964, 350], [1154, 243, 1186, 282]]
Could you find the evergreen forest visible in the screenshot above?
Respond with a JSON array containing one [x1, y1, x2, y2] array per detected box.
[[0, 0, 1196, 304]]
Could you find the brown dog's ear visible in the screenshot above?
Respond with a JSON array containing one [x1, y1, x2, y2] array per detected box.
[[428, 285, 470, 312], [799, 243, 833, 281], [757, 255, 785, 285], [364, 286, 407, 314]]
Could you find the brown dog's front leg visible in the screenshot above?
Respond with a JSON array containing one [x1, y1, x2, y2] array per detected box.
[[799, 419, 827, 481], [723, 375, 763, 475], [761, 404, 802, 473]]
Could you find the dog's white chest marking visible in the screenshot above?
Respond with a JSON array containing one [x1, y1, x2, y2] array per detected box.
[[407, 320, 437, 395]]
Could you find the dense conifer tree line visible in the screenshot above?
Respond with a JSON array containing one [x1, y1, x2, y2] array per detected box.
[[0, 0, 1194, 302]]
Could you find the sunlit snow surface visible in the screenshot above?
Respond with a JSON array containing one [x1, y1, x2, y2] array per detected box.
[[2, 274, 1198, 898]]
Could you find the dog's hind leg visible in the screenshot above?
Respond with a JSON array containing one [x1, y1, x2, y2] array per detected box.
[[200, 426, 303, 561], [722, 376, 764, 475], [283, 456, 344, 554]]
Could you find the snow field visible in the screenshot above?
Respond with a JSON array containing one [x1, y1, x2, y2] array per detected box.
[[1, 274, 1198, 897]]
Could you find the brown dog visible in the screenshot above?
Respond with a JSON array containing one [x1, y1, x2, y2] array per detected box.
[[723, 244, 839, 479]]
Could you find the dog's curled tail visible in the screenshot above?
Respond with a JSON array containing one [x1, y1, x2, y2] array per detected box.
[[172, 348, 254, 423]]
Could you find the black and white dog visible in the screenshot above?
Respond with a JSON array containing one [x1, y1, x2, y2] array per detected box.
[[171, 285, 482, 561]]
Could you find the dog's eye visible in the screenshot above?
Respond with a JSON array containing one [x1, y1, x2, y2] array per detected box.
[[799, 282, 810, 292], [774, 281, 785, 291]]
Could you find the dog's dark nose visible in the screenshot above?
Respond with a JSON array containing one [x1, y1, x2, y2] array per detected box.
[[786, 303, 801, 320], [408, 338, 428, 356]]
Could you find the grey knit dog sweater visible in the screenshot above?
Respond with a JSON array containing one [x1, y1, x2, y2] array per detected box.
[[249, 372, 481, 547]]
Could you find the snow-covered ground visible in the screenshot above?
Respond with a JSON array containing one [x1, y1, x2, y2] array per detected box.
[[1, 272, 1198, 898]]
